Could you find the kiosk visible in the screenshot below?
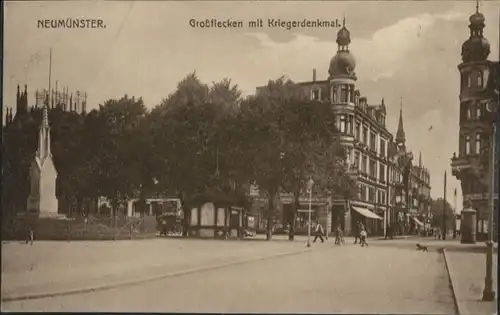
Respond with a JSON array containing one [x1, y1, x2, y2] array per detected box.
[[461, 203, 477, 244], [186, 188, 250, 239]]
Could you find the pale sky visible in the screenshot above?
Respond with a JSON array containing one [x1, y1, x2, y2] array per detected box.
[[3, 1, 500, 209]]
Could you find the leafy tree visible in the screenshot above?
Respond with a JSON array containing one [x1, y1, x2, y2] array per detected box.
[[236, 77, 349, 240], [430, 198, 455, 230], [91, 96, 149, 218], [151, 73, 243, 235]]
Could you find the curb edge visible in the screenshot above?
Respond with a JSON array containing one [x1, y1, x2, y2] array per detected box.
[[441, 248, 462, 315], [1, 248, 310, 303]]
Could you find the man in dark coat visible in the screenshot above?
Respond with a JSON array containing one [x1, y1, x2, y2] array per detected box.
[[353, 221, 362, 244]]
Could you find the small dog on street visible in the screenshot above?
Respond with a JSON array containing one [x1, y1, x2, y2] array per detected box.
[[416, 243, 428, 252]]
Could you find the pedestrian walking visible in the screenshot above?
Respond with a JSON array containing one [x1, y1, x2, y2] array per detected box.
[[334, 225, 341, 245], [360, 228, 368, 247], [313, 221, 325, 243], [335, 226, 345, 245], [353, 221, 362, 244], [25, 226, 34, 245]]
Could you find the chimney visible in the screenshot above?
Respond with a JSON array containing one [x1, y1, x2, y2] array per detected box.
[[313, 68, 317, 82]]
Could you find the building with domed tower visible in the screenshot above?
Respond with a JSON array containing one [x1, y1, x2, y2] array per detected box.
[[254, 19, 432, 237], [450, 3, 499, 241]]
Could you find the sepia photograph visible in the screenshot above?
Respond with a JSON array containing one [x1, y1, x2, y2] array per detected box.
[[1, 0, 499, 313]]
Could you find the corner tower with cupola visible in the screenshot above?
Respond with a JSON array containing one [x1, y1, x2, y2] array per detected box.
[[451, 2, 499, 240]]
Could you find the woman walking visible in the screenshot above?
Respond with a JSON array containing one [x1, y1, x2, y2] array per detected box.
[[360, 228, 368, 247]]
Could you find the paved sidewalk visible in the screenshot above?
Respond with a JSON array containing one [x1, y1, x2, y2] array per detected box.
[[444, 251, 498, 315], [1, 238, 307, 301], [369, 237, 498, 253]]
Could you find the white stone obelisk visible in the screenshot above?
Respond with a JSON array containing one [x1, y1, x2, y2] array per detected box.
[[27, 105, 58, 216]]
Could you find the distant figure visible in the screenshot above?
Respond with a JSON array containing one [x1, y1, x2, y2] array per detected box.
[[335, 226, 345, 245], [25, 227, 34, 245], [385, 224, 393, 240], [434, 227, 442, 240], [360, 228, 368, 247], [353, 221, 361, 244], [313, 221, 325, 243]]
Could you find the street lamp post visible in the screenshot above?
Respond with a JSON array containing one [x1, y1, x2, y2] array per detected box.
[[482, 122, 496, 301], [306, 179, 314, 248]]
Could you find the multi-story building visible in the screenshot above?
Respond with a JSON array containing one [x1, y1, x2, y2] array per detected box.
[[386, 104, 432, 235], [451, 4, 499, 240], [253, 20, 433, 237]]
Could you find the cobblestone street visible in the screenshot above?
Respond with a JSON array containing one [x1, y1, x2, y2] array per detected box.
[[2, 240, 456, 313]]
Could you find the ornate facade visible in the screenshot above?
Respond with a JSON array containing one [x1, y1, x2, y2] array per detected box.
[[451, 4, 499, 240], [254, 19, 432, 236], [387, 104, 432, 235]]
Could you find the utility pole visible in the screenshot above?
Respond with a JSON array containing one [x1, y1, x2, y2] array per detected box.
[[482, 122, 496, 301], [48, 48, 52, 107], [453, 188, 457, 239], [442, 171, 447, 240]]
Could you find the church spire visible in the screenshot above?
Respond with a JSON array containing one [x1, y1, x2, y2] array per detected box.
[[396, 97, 406, 146]]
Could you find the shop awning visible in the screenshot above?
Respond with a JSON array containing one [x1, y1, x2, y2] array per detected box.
[[412, 217, 424, 226], [352, 207, 383, 220], [297, 209, 314, 213]]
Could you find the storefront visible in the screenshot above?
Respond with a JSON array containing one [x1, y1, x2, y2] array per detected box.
[[351, 206, 383, 236], [411, 216, 424, 235]]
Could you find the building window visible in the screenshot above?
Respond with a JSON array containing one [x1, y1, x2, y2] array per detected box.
[[355, 151, 360, 169], [477, 71, 483, 89], [363, 127, 368, 144], [340, 85, 348, 103], [467, 75, 472, 88], [339, 115, 347, 133], [467, 108, 472, 119], [332, 86, 337, 103], [370, 159, 377, 178], [370, 132, 376, 151], [312, 89, 319, 101], [475, 134, 481, 154], [379, 164, 386, 183], [466, 135, 471, 154], [355, 122, 360, 140], [369, 187, 376, 203], [380, 139, 386, 157], [348, 115, 354, 135], [380, 115, 386, 126], [476, 107, 481, 119], [362, 155, 367, 173], [349, 85, 355, 103]]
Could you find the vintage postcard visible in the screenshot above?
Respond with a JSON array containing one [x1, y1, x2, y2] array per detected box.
[[1, 0, 499, 313]]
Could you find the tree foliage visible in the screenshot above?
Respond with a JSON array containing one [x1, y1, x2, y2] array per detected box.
[[430, 198, 455, 229], [3, 72, 352, 241]]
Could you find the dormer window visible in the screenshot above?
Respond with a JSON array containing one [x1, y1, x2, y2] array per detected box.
[[312, 89, 320, 101]]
